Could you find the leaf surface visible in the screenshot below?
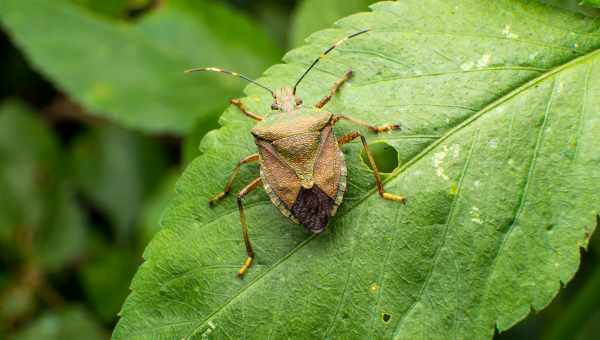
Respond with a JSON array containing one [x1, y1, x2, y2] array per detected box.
[[115, 1, 600, 339], [0, 0, 281, 133]]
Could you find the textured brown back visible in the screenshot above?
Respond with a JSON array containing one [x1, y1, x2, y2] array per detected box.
[[313, 125, 343, 200], [256, 140, 302, 209], [272, 132, 321, 186]]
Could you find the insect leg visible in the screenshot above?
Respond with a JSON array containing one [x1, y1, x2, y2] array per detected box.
[[333, 115, 401, 133], [315, 69, 353, 109], [230, 99, 264, 121], [337, 131, 361, 145], [337, 132, 406, 203], [236, 176, 262, 278], [209, 153, 260, 205]]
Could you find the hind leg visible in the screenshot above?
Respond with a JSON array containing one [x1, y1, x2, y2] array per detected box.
[[333, 115, 401, 133], [337, 132, 405, 203], [209, 153, 259, 205], [236, 177, 262, 278]]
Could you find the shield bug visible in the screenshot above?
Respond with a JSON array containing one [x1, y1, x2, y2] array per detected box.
[[186, 29, 405, 278]]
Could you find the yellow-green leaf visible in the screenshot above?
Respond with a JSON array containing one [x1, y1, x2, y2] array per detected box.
[[115, 1, 600, 339]]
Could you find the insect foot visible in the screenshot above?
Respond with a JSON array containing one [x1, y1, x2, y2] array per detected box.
[[383, 192, 406, 204], [368, 123, 402, 133], [208, 192, 227, 206]]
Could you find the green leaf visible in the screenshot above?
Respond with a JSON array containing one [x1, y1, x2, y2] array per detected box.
[[0, 0, 281, 133], [580, 0, 600, 9], [0, 100, 88, 271], [70, 0, 130, 18], [115, 1, 600, 339], [291, 0, 374, 47], [70, 125, 168, 242], [0, 277, 37, 329], [11, 306, 105, 340], [70, 0, 154, 18]]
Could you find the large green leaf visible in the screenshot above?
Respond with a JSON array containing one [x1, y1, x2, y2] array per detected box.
[[0, 0, 281, 133], [114, 1, 600, 339]]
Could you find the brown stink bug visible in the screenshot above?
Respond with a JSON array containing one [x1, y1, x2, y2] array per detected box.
[[186, 29, 405, 278]]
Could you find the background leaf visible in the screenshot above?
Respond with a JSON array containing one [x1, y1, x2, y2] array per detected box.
[[70, 125, 168, 242], [10, 306, 106, 340], [137, 171, 179, 248], [0, 0, 282, 133], [114, 0, 600, 339], [580, 0, 600, 9], [291, 0, 374, 47], [78, 240, 138, 323], [0, 101, 89, 272]]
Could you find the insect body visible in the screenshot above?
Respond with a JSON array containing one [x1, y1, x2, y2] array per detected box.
[[253, 106, 342, 233], [186, 29, 405, 278]]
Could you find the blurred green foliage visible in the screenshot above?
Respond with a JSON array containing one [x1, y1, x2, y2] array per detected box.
[[0, 0, 598, 338]]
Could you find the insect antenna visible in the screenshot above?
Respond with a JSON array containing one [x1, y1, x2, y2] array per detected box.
[[185, 67, 275, 98], [292, 29, 369, 95]]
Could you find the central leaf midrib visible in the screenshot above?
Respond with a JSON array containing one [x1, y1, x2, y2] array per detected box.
[[181, 47, 600, 339]]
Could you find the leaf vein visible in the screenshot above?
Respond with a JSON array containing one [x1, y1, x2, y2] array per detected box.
[[392, 129, 479, 338], [480, 74, 558, 329]]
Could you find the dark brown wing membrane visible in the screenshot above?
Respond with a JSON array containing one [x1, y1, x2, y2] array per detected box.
[[291, 185, 334, 233]]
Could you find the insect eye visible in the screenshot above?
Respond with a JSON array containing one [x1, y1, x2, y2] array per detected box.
[[271, 103, 279, 110]]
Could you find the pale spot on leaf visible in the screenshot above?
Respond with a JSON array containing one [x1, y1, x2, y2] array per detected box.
[[502, 24, 519, 39]]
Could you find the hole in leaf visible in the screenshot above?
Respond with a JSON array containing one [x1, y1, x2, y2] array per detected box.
[[361, 141, 399, 174], [382, 313, 392, 323]]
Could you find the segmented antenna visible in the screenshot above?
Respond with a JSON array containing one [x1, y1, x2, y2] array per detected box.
[[185, 67, 275, 98], [293, 29, 369, 95]]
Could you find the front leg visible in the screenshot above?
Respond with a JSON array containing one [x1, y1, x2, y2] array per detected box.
[[333, 115, 401, 133], [209, 153, 259, 205], [337, 131, 406, 203], [315, 69, 353, 109], [230, 99, 264, 121]]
